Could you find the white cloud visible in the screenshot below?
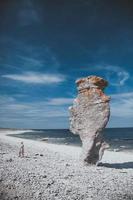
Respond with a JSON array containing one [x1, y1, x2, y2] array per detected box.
[[0, 94, 132, 128], [0, 96, 70, 121], [2, 72, 65, 84], [17, 55, 43, 68], [118, 71, 129, 86], [17, 92, 133, 120], [95, 65, 130, 86], [47, 98, 73, 105], [111, 92, 133, 98], [7, 104, 30, 110], [76, 65, 130, 87], [111, 92, 133, 117], [0, 95, 15, 104]]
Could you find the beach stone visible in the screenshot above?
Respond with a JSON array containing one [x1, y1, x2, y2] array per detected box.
[[69, 75, 110, 164], [14, 195, 19, 199], [42, 175, 47, 178], [6, 158, 13, 162]]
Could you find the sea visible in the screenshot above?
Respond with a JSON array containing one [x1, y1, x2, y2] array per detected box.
[[9, 127, 133, 152]]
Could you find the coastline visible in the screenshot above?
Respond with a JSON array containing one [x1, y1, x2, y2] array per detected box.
[[0, 130, 133, 200]]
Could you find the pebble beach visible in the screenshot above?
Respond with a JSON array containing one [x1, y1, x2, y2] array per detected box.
[[0, 130, 133, 200]]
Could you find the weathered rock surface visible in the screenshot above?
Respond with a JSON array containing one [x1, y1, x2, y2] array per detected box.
[[69, 75, 110, 164]]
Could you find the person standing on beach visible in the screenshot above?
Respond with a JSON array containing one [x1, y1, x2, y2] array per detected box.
[[96, 141, 110, 166], [19, 142, 24, 157]]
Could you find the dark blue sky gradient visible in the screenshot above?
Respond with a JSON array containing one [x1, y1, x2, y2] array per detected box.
[[0, 0, 133, 128]]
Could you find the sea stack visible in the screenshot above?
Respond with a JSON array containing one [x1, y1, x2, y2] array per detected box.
[[69, 76, 110, 164]]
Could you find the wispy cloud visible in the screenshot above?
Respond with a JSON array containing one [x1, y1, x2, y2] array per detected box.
[[94, 65, 130, 86], [76, 65, 130, 87], [2, 72, 65, 84], [17, 55, 43, 68], [47, 98, 73, 105], [0, 95, 70, 128], [0, 96, 71, 119], [111, 92, 133, 117], [0, 94, 132, 128], [18, 0, 41, 26], [111, 92, 133, 98], [0, 37, 61, 74], [0, 95, 15, 104]]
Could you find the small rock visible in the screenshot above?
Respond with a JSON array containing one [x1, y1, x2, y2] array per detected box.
[[40, 154, 43, 156], [46, 180, 54, 188], [14, 195, 19, 199], [35, 191, 42, 197], [120, 171, 127, 173], [65, 189, 72, 194], [66, 163, 70, 166], [6, 158, 13, 162]]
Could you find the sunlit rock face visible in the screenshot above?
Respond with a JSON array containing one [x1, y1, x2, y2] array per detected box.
[[69, 76, 110, 164]]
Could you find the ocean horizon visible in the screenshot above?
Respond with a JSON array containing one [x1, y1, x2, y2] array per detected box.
[[5, 127, 133, 153]]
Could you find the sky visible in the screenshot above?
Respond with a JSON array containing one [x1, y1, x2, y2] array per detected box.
[[0, 0, 133, 129]]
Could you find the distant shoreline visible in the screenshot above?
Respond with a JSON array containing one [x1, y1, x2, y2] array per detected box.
[[2, 128, 133, 154], [0, 127, 133, 131]]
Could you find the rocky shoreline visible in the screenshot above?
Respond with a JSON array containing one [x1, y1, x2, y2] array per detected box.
[[0, 131, 133, 200]]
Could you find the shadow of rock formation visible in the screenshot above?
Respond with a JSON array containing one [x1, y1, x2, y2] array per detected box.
[[102, 162, 133, 169]]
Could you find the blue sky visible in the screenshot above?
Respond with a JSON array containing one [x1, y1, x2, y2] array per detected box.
[[0, 0, 133, 128]]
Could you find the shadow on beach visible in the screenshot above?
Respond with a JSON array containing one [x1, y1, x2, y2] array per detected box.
[[102, 162, 133, 169]]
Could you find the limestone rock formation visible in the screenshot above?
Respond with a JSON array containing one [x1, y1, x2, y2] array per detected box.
[[69, 76, 110, 164]]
